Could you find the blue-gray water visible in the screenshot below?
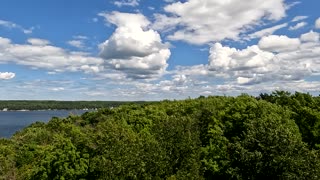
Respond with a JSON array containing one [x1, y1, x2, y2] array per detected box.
[[0, 110, 88, 138]]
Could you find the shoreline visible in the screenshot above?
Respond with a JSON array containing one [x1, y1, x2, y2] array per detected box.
[[0, 108, 98, 112]]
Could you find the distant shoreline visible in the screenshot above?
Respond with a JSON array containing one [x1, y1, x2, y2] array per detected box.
[[0, 100, 150, 111], [0, 108, 97, 112]]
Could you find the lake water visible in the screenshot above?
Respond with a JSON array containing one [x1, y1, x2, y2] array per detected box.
[[0, 110, 88, 138]]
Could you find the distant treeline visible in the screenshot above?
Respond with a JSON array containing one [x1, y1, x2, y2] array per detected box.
[[2, 91, 320, 179], [0, 100, 149, 110]]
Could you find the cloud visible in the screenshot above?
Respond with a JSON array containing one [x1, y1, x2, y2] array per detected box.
[[67, 35, 89, 49], [316, 18, 320, 29], [205, 34, 320, 86], [0, 72, 15, 80], [300, 31, 320, 42], [50, 87, 65, 91], [258, 35, 300, 52], [27, 38, 50, 46], [246, 23, 288, 39], [0, 37, 11, 48], [114, 0, 139, 7], [171, 33, 312, 88], [99, 12, 171, 79], [67, 40, 85, 49], [73, 35, 88, 40], [23, 28, 34, 34], [0, 79, 94, 100], [174, 64, 210, 77], [0, 20, 18, 29], [153, 0, 287, 45], [291, 16, 308, 22], [209, 43, 275, 76], [0, 36, 103, 74], [289, 22, 307, 30], [0, 19, 33, 34]]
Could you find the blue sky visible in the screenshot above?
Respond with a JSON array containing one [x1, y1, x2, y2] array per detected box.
[[0, 0, 320, 100]]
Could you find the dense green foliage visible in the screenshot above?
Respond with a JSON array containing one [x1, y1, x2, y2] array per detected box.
[[1, 91, 320, 179], [0, 100, 147, 110]]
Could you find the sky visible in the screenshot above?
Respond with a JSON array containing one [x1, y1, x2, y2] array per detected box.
[[0, 0, 320, 100]]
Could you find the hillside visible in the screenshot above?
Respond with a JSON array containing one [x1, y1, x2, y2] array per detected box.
[[1, 91, 320, 179]]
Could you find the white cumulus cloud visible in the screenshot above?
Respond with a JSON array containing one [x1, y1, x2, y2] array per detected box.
[[316, 18, 320, 29], [258, 35, 300, 53], [206, 34, 320, 86], [99, 12, 171, 79], [27, 38, 51, 46], [300, 31, 320, 42], [209, 43, 275, 77], [153, 0, 287, 45], [0, 72, 15, 80], [0, 37, 103, 74]]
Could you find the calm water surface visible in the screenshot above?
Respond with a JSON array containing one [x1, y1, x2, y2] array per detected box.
[[0, 110, 88, 138]]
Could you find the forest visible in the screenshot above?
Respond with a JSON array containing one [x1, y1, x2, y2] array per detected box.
[[1, 91, 320, 179], [0, 100, 146, 110]]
